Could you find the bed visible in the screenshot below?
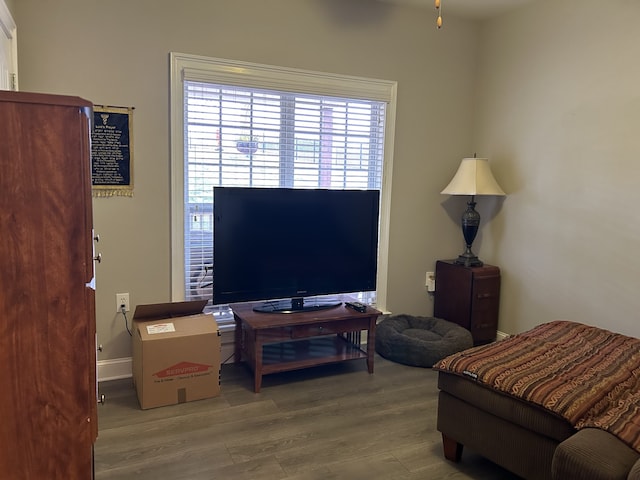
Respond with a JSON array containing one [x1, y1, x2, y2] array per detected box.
[[433, 320, 640, 480]]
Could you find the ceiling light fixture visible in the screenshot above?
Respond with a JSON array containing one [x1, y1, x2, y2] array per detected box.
[[435, 0, 443, 29]]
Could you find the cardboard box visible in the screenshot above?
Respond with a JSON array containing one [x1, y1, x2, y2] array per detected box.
[[132, 300, 221, 409]]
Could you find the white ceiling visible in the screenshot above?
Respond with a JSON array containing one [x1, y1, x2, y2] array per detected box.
[[378, 0, 536, 19]]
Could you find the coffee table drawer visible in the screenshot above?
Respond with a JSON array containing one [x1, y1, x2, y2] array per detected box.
[[290, 321, 346, 338]]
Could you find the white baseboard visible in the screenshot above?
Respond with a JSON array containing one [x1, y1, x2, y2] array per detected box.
[[98, 357, 132, 382], [496, 330, 509, 341]]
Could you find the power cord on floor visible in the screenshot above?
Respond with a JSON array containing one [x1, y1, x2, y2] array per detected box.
[[121, 305, 132, 336]]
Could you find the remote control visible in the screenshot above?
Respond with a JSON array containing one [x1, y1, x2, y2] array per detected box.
[[345, 301, 367, 313]]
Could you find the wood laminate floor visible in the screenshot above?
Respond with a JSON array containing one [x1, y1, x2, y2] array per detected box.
[[94, 354, 520, 479]]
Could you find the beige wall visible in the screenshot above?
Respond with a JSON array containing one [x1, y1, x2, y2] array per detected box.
[[13, 0, 479, 360], [14, 0, 640, 360], [475, 0, 640, 337]]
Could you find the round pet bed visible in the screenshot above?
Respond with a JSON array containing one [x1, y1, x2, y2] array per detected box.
[[375, 314, 473, 367]]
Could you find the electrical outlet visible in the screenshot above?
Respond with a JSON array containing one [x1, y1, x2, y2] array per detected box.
[[116, 293, 130, 313], [426, 272, 436, 292]]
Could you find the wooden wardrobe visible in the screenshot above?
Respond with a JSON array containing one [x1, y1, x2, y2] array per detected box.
[[0, 91, 98, 479]]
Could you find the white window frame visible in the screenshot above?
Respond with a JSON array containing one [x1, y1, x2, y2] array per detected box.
[[0, 0, 17, 91], [169, 52, 396, 313]]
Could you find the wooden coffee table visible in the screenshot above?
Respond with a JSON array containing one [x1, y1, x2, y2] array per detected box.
[[232, 298, 380, 392]]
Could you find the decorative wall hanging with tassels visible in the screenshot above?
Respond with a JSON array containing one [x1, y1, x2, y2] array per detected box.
[[91, 105, 134, 197]]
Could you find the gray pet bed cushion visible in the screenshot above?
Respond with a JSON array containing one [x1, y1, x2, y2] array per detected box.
[[375, 314, 473, 367]]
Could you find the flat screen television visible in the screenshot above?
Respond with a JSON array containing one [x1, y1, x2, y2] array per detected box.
[[212, 187, 380, 313]]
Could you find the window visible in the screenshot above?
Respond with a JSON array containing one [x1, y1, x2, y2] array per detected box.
[[170, 53, 396, 328]]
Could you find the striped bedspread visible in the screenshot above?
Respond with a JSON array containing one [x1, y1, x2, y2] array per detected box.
[[434, 320, 640, 453]]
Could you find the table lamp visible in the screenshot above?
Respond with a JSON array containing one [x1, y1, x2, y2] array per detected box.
[[441, 156, 506, 267]]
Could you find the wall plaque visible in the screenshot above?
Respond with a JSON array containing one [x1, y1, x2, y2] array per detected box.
[[91, 105, 134, 197]]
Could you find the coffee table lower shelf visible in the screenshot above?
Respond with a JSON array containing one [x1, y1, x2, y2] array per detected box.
[[261, 336, 367, 375]]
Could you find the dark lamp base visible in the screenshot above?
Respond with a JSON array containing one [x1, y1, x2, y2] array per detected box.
[[455, 197, 484, 268], [454, 252, 483, 268]]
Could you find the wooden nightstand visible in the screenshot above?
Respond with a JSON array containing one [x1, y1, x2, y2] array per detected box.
[[433, 259, 501, 344]]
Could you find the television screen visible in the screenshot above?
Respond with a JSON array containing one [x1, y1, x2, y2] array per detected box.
[[212, 187, 380, 312]]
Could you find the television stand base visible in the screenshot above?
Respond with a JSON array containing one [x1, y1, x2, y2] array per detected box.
[[252, 296, 341, 314]]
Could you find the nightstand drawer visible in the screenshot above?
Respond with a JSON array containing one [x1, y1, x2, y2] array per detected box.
[[474, 276, 500, 298]]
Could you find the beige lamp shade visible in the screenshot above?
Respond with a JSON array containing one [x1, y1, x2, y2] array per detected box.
[[441, 157, 506, 196]]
